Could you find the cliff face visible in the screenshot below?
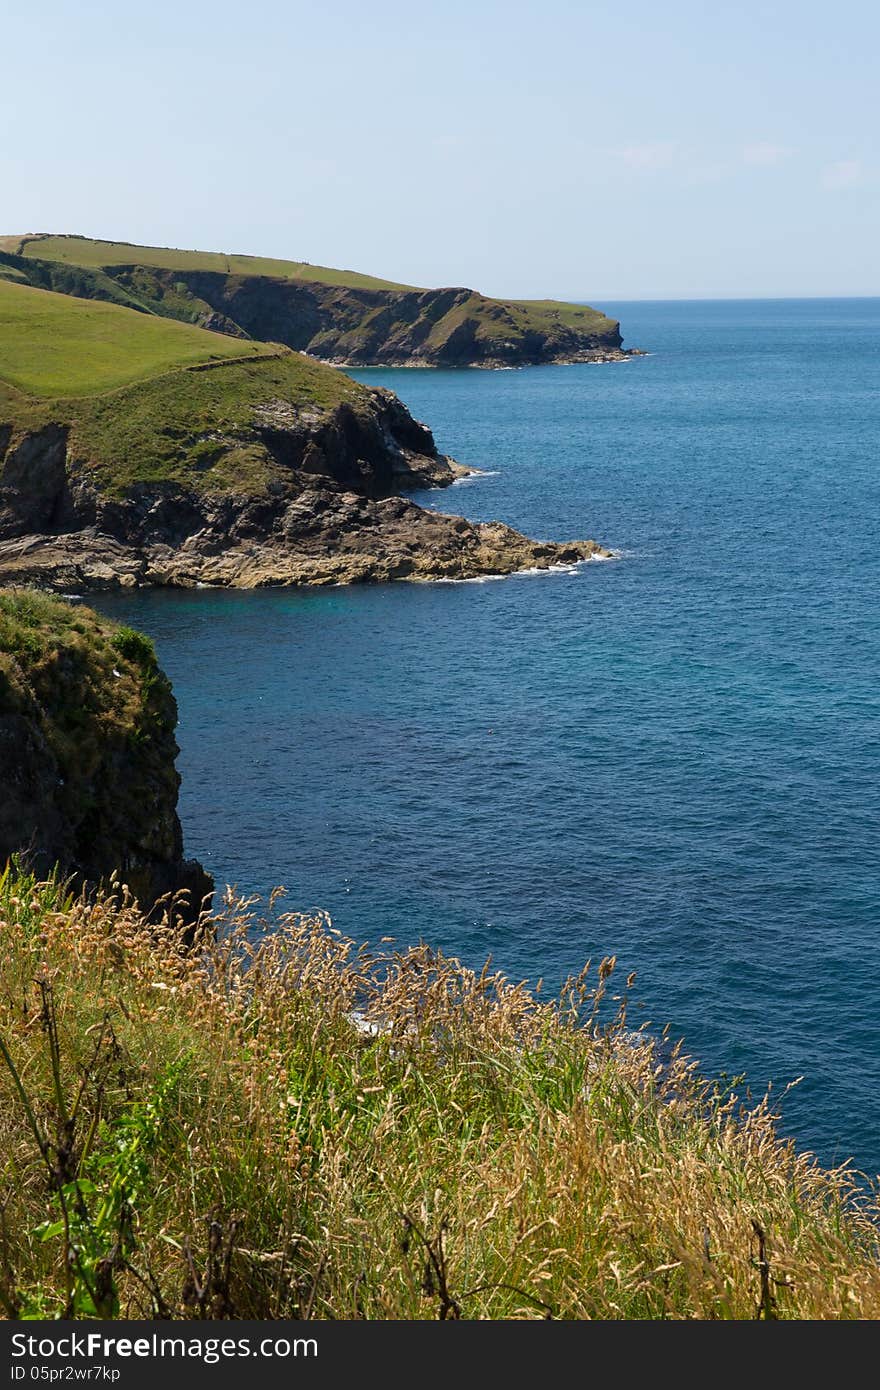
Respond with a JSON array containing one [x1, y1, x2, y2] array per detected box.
[[0, 385, 461, 537], [0, 590, 211, 917], [105, 269, 628, 367], [0, 244, 631, 367], [0, 390, 608, 591]]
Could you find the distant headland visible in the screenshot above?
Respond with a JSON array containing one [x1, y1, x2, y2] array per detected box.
[[0, 233, 637, 369]]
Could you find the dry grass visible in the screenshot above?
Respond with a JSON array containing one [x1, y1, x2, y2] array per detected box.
[[1, 866, 879, 1320]]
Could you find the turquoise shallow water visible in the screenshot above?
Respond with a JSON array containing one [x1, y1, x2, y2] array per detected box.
[[97, 298, 880, 1177]]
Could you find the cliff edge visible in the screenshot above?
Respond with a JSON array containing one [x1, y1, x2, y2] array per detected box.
[[0, 588, 211, 916]]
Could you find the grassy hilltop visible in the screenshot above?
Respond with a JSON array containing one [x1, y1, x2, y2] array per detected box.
[[0, 233, 626, 367], [0, 277, 276, 398], [0, 232, 415, 292], [0, 277, 361, 495]]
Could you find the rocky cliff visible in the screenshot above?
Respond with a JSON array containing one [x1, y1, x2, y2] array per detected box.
[[1, 236, 634, 367], [0, 589, 211, 917], [0, 390, 607, 591], [97, 270, 629, 367], [0, 278, 611, 592]]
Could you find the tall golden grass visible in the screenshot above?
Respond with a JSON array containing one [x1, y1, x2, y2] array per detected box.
[[1, 865, 878, 1320]]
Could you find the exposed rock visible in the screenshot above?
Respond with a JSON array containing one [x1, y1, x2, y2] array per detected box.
[[0, 424, 71, 535], [0, 591, 212, 919], [0, 385, 611, 593], [0, 507, 609, 592]]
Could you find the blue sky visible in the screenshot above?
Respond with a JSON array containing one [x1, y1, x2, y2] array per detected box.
[[3, 0, 877, 298]]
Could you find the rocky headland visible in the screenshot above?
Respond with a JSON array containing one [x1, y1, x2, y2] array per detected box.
[[0, 277, 611, 593], [1, 234, 637, 368]]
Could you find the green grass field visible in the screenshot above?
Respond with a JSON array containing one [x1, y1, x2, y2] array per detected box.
[[0, 278, 362, 494], [0, 278, 274, 397], [11, 233, 415, 293], [511, 297, 617, 331]]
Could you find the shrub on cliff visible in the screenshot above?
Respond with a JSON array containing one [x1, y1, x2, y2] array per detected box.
[[111, 625, 156, 667]]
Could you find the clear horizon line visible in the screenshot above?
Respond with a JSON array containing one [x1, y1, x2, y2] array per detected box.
[[564, 292, 880, 304]]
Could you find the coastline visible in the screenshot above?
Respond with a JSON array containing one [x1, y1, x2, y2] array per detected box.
[[315, 347, 643, 370], [0, 527, 613, 594]]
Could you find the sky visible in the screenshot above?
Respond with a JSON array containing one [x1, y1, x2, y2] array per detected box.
[[3, 0, 878, 299]]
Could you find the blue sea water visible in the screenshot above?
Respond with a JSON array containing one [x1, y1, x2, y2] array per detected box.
[[96, 298, 880, 1177]]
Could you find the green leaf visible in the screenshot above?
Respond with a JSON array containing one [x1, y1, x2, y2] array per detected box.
[[35, 1220, 66, 1242]]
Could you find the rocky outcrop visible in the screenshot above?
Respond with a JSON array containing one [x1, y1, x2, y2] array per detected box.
[[0, 591, 212, 919], [0, 386, 464, 536], [0, 386, 611, 592], [0, 503, 608, 592]]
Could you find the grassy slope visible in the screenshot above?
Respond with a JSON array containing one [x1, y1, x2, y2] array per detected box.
[[13, 234, 415, 293], [0, 279, 362, 494], [8, 234, 617, 340], [0, 854, 878, 1319], [514, 297, 616, 330], [0, 278, 273, 397], [423, 292, 613, 348]]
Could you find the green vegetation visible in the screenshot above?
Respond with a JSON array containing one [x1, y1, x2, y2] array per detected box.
[[111, 626, 157, 667], [1, 868, 878, 1320], [420, 292, 612, 348], [65, 353, 357, 496], [0, 250, 161, 317], [0, 593, 210, 924], [0, 590, 169, 792], [112, 264, 228, 326], [13, 233, 414, 292], [0, 279, 272, 398], [4, 235, 621, 358], [0, 278, 363, 496], [506, 296, 617, 332], [0, 586, 131, 675]]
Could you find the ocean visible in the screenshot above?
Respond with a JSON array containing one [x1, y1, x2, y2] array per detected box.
[[96, 297, 880, 1177]]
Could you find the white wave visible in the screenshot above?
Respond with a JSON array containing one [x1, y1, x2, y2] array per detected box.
[[431, 572, 511, 585], [431, 552, 620, 585], [511, 564, 580, 578], [451, 470, 501, 486]]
